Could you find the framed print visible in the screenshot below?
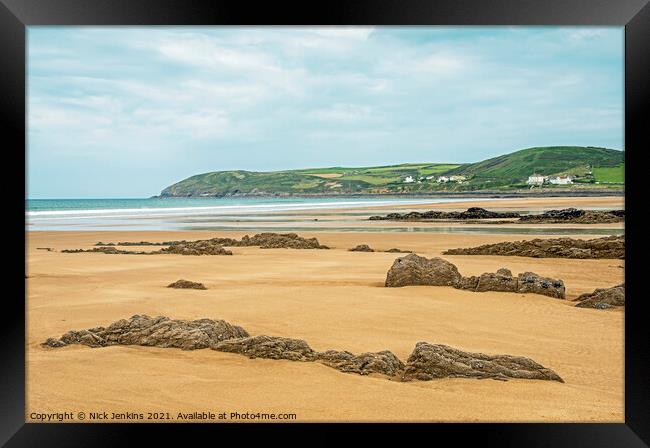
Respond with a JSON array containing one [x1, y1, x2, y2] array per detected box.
[[3, 0, 649, 445]]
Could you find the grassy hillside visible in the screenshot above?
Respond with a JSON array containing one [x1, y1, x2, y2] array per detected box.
[[159, 146, 623, 197], [444, 146, 623, 187]]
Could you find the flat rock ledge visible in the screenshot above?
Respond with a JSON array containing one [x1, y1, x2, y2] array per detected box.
[[573, 284, 625, 309], [385, 254, 565, 299], [167, 279, 207, 290], [42, 316, 562, 382], [443, 235, 624, 260]]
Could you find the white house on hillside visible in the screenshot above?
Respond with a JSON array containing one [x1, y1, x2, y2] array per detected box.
[[548, 175, 574, 185], [527, 174, 545, 185], [403, 176, 415, 183], [449, 175, 466, 182], [437, 176, 450, 183]]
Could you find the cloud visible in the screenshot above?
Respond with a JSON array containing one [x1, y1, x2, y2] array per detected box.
[[27, 26, 623, 197]]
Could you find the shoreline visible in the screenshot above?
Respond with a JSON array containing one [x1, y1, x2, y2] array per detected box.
[[153, 189, 624, 200]]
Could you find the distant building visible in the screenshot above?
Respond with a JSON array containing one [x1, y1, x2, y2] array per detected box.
[[548, 175, 574, 185], [403, 176, 415, 183], [449, 175, 466, 182], [437, 176, 450, 183], [527, 174, 546, 185], [425, 175, 434, 180]]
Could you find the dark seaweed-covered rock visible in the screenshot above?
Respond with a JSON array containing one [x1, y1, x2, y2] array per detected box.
[[349, 244, 375, 252], [167, 279, 207, 290], [517, 272, 565, 299], [212, 335, 317, 361], [316, 350, 405, 376], [370, 207, 520, 221], [402, 342, 563, 382], [574, 284, 625, 309], [444, 235, 624, 259], [41, 315, 249, 350], [519, 208, 624, 224], [385, 254, 462, 287]]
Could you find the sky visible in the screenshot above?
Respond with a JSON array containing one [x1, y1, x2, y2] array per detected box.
[[27, 26, 624, 198]]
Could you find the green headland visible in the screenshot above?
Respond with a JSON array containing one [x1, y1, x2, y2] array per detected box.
[[159, 146, 624, 197]]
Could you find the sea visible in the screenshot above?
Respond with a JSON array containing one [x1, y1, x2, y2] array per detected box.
[[25, 197, 623, 235], [25, 197, 467, 231]]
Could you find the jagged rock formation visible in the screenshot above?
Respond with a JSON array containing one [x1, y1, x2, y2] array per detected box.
[[475, 268, 519, 293], [519, 208, 624, 224], [213, 335, 317, 361], [385, 248, 413, 253], [444, 235, 624, 259], [517, 272, 565, 299], [385, 254, 462, 287], [36, 247, 54, 251], [90, 233, 329, 251], [317, 350, 405, 376], [42, 316, 562, 382], [369, 207, 520, 221], [240, 233, 329, 249], [349, 244, 375, 252], [574, 284, 625, 309], [42, 315, 249, 350], [159, 241, 233, 256], [167, 279, 207, 290], [402, 342, 563, 382], [385, 255, 565, 298]]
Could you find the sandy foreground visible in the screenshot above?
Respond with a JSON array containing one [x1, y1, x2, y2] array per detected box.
[[26, 197, 624, 422]]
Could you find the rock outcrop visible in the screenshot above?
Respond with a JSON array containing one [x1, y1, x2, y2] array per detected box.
[[213, 335, 317, 361], [42, 315, 249, 350], [316, 350, 405, 376], [475, 268, 519, 293], [516, 272, 565, 299], [90, 233, 329, 251], [61, 247, 151, 255], [402, 342, 563, 382], [370, 207, 520, 221], [574, 284, 625, 309], [385, 254, 462, 287], [43, 315, 563, 383], [349, 244, 375, 252], [167, 279, 207, 290], [385, 248, 412, 253], [386, 255, 565, 298], [444, 235, 624, 259], [519, 208, 624, 224], [240, 233, 329, 249], [159, 241, 233, 256]]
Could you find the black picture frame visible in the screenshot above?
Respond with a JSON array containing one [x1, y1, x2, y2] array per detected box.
[[4, 0, 648, 445]]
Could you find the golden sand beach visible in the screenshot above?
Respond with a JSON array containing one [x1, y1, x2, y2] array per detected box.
[[26, 196, 625, 422]]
